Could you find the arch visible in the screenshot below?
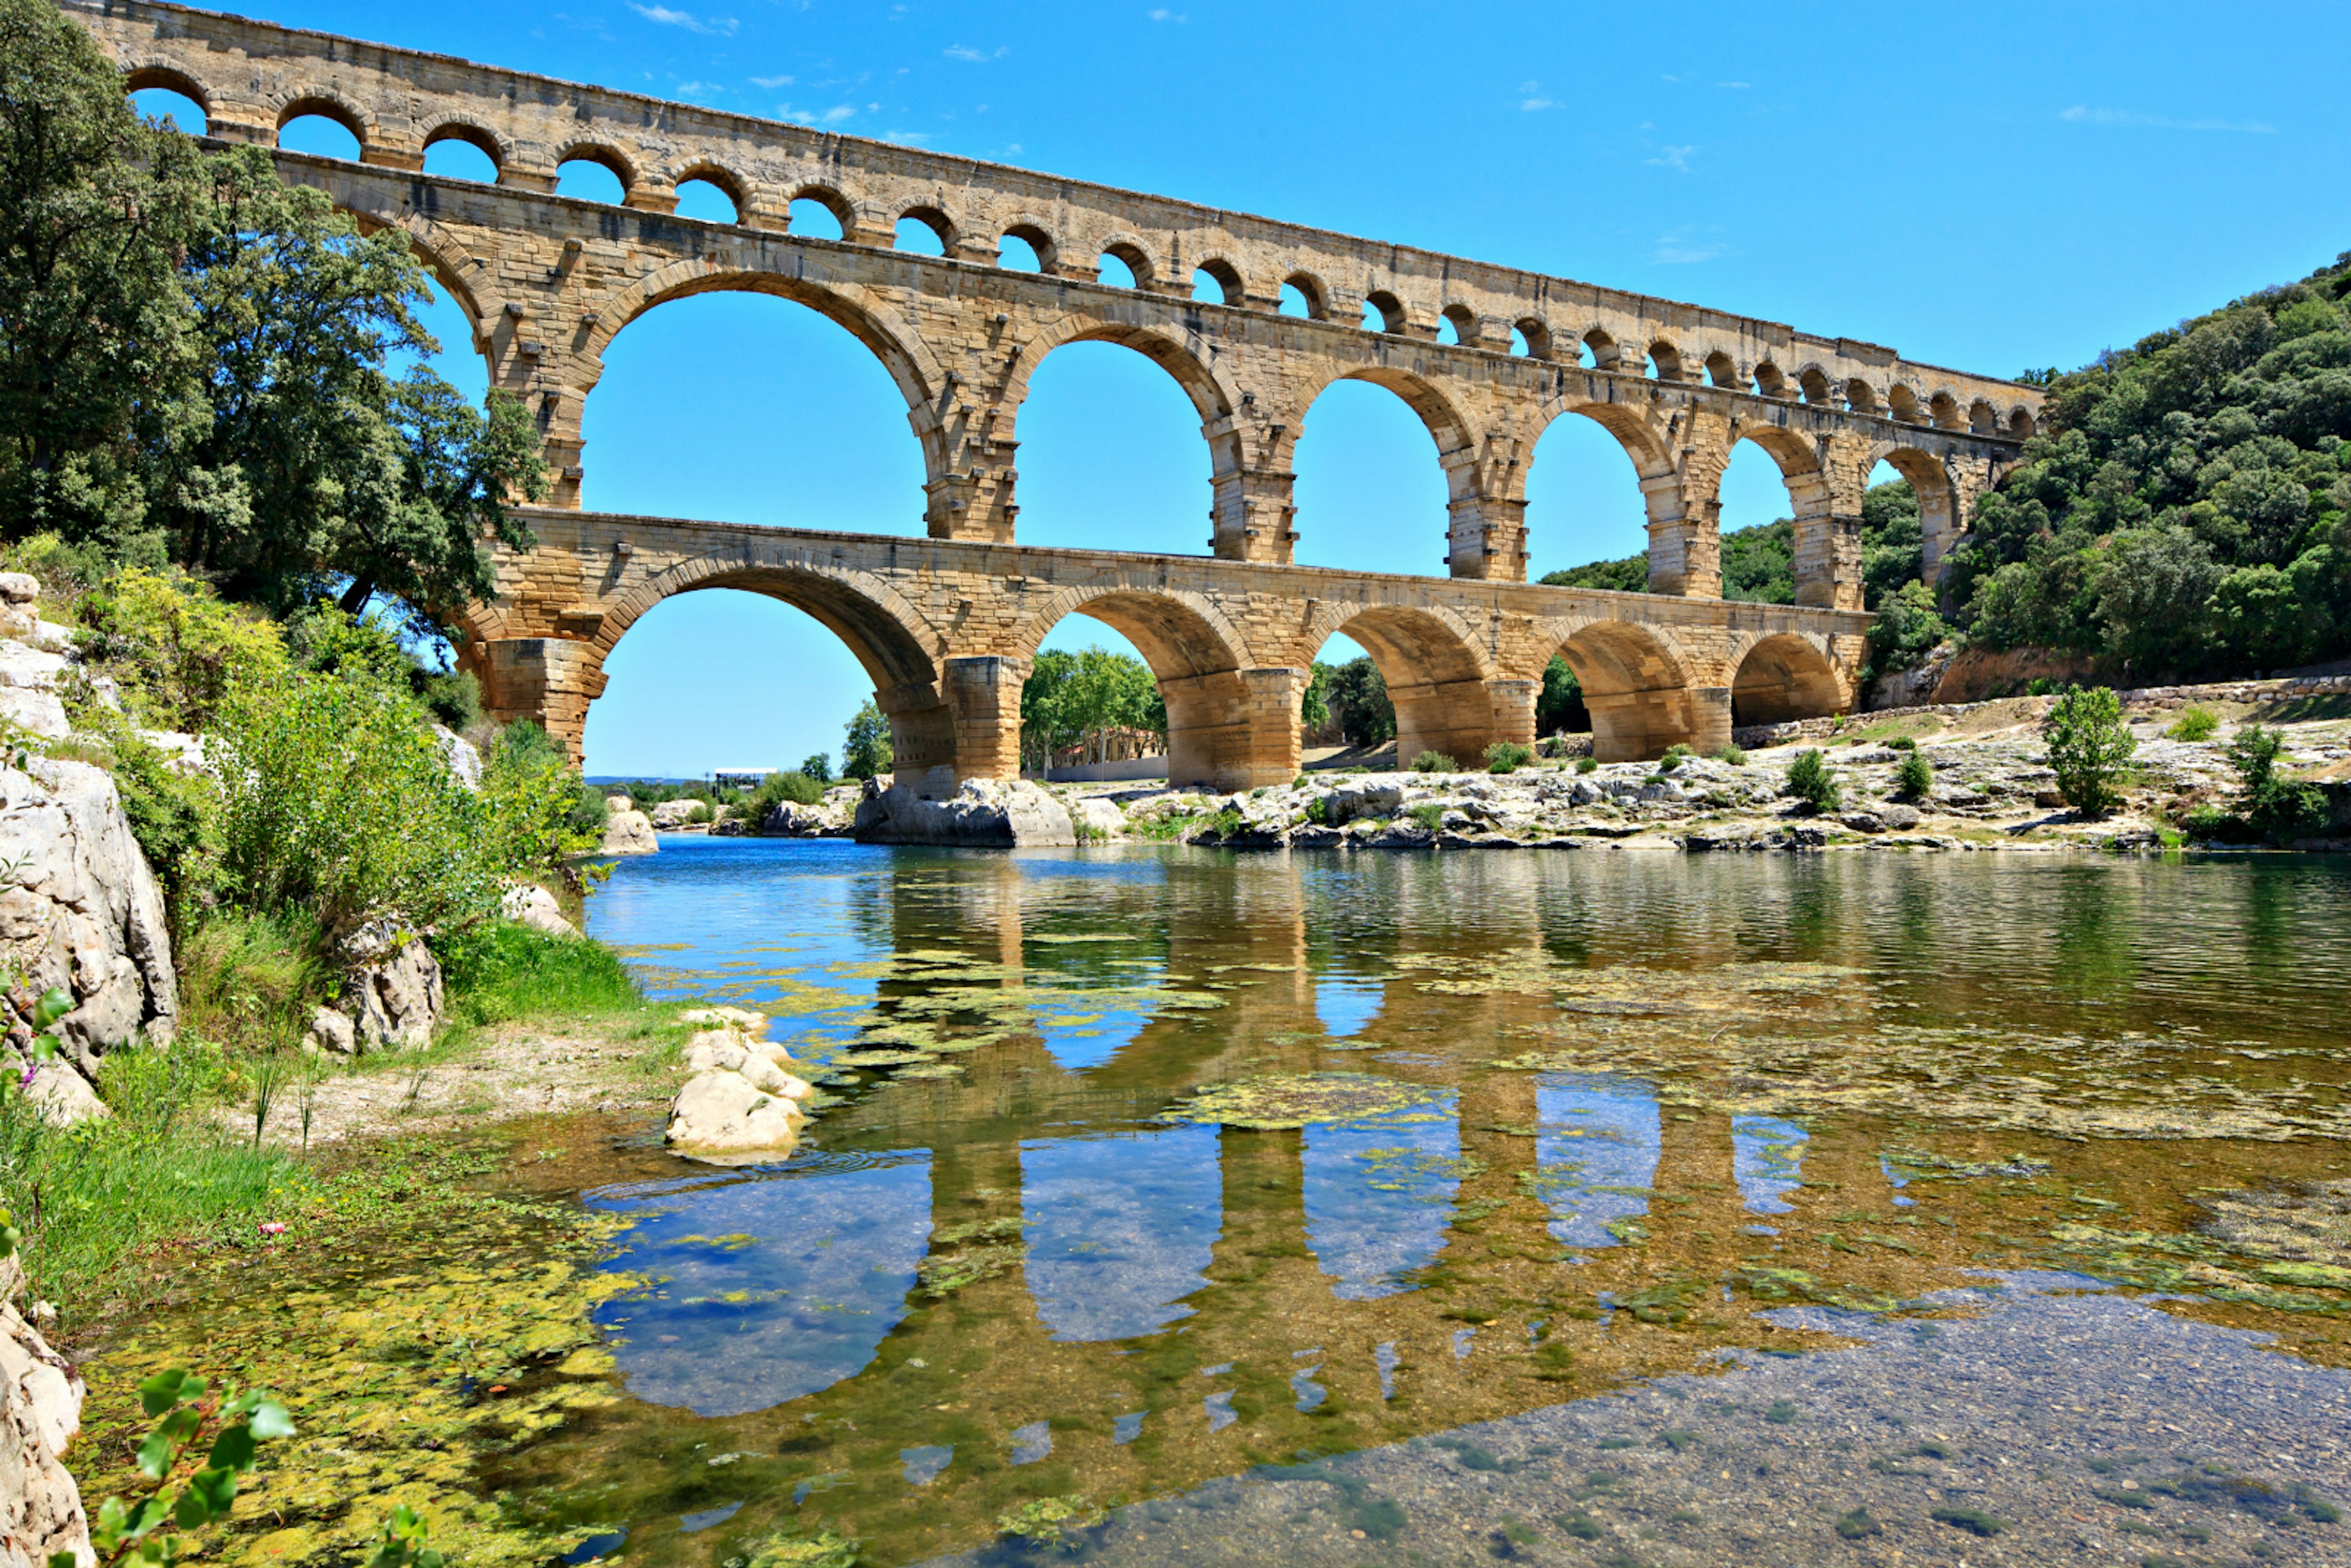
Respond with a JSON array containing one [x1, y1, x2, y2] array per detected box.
[[1514, 317, 1552, 359], [1018, 588, 1261, 789], [896, 203, 956, 253], [1844, 378, 1880, 413], [1278, 271, 1326, 320], [1797, 366, 1834, 405], [1927, 390, 1963, 430], [1967, 398, 1997, 435], [123, 65, 209, 124], [1000, 220, 1057, 273], [1704, 350, 1739, 388], [1316, 604, 1498, 766], [1869, 440, 1963, 588], [1008, 315, 1239, 432], [2009, 406, 2037, 438], [1728, 632, 1843, 727], [423, 120, 503, 176], [1192, 258, 1244, 306], [1293, 363, 1478, 513], [1646, 340, 1683, 381], [1522, 401, 1671, 583], [1097, 236, 1156, 289], [787, 184, 855, 238], [556, 142, 635, 199], [1362, 290, 1406, 334], [1752, 360, 1787, 399], [1547, 618, 1702, 761], [1439, 304, 1478, 347], [274, 91, 367, 146], [1888, 383, 1922, 424], [672, 162, 748, 222], [1580, 327, 1619, 369]]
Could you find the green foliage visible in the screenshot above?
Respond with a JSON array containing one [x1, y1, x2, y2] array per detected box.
[[1949, 252, 2351, 678], [1300, 660, 1332, 730], [743, 770, 823, 825], [1655, 743, 1693, 772], [480, 721, 607, 882], [1535, 655, 1583, 735], [67, 1369, 294, 1568], [1019, 645, 1164, 770], [1887, 734, 1917, 750], [361, 1504, 446, 1568], [842, 698, 893, 780], [1785, 749, 1840, 813], [1484, 741, 1532, 774], [1325, 656, 1394, 747], [1720, 517, 1794, 603], [1895, 748, 1935, 800], [1866, 580, 1952, 679], [798, 751, 833, 784], [72, 566, 289, 733], [414, 667, 478, 733], [2167, 704, 2220, 741], [1539, 555, 1648, 593], [2041, 686, 2137, 817], [1410, 750, 1455, 774], [1408, 803, 1445, 831], [174, 910, 327, 1057], [433, 918, 642, 1029], [2225, 722, 2328, 841], [1576, 756, 1600, 775], [1713, 744, 1747, 766], [1540, 479, 1919, 611]]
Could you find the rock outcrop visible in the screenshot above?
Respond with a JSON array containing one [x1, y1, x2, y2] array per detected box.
[[760, 791, 858, 837], [0, 761, 177, 1111], [853, 778, 1075, 847], [323, 925, 445, 1052], [600, 808, 658, 857], [1070, 797, 1125, 840], [499, 882, 577, 937], [648, 798, 705, 829], [0, 1258, 89, 1568], [0, 577, 66, 742], [665, 1016, 815, 1165]]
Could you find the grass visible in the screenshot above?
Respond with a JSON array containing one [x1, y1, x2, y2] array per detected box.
[[435, 918, 644, 1029]]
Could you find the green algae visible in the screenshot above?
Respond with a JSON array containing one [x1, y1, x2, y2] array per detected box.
[[1160, 1072, 1452, 1130]]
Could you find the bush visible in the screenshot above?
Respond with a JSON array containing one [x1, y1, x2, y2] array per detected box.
[[1895, 749, 1935, 800], [176, 909, 329, 1056], [1713, 745, 1747, 767], [1576, 756, 1600, 775], [1785, 749, 1840, 813], [2181, 803, 2236, 841], [742, 769, 824, 827], [1655, 743, 1693, 773], [414, 667, 481, 733], [1410, 751, 1455, 774], [2167, 705, 2220, 742], [1408, 803, 1445, 831], [1887, 734, 1916, 751], [686, 801, 712, 825], [2226, 723, 2328, 841], [1483, 741, 1532, 774], [2040, 686, 2137, 819]]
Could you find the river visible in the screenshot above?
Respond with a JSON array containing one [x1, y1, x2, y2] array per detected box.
[[519, 839, 2351, 1566]]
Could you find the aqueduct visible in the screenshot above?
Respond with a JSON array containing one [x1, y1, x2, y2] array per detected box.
[[70, 0, 2039, 786]]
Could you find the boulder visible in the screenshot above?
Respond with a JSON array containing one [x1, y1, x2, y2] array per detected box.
[[0, 762, 177, 1079], [0, 1258, 88, 1568], [678, 1005, 767, 1030], [306, 1005, 357, 1056], [339, 927, 444, 1051], [666, 1069, 804, 1165], [649, 798, 704, 829], [854, 777, 1076, 847], [499, 882, 577, 936], [1070, 798, 1125, 840], [1879, 804, 1923, 830], [762, 799, 850, 837], [604, 794, 632, 813], [600, 809, 658, 856], [435, 726, 482, 790], [23, 1065, 108, 1128], [1322, 782, 1403, 826]]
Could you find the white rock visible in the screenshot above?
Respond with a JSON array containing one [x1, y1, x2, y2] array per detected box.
[[306, 1005, 357, 1056], [649, 798, 703, 828], [1070, 798, 1125, 839], [340, 930, 443, 1051], [0, 1257, 89, 1568], [435, 726, 482, 790], [666, 1068, 804, 1164], [23, 1062, 108, 1128], [0, 574, 36, 605], [853, 777, 1075, 847], [0, 690, 66, 740], [498, 882, 576, 936], [678, 1005, 767, 1030], [24, 622, 71, 656], [600, 809, 658, 857], [0, 643, 67, 691], [683, 1029, 751, 1073], [605, 794, 633, 813]]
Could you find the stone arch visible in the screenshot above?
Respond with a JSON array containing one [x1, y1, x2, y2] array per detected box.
[[1888, 383, 1923, 424], [1728, 631, 1845, 726], [1845, 378, 1880, 413], [670, 160, 749, 222], [122, 63, 210, 121], [555, 141, 636, 196], [422, 119, 504, 178], [1927, 389, 1963, 430], [2009, 405, 2037, 438], [1647, 339, 1684, 381], [1967, 397, 1997, 435], [1317, 603, 1499, 767], [786, 182, 857, 236], [1362, 288, 1407, 334], [1579, 326, 1620, 369], [1018, 588, 1264, 789], [1753, 359, 1788, 399], [997, 218, 1059, 272], [1869, 439, 1963, 589], [1192, 257, 1245, 306], [1095, 233, 1158, 288], [1545, 617, 1710, 761], [896, 202, 958, 253], [1704, 350, 1739, 388], [1292, 364, 1477, 495], [1796, 364, 1835, 405], [1513, 317, 1553, 359], [331, 193, 498, 380], [274, 89, 370, 149], [1282, 269, 1329, 319], [1439, 302, 1478, 345]]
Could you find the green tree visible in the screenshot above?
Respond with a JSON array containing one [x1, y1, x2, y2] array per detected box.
[[1534, 655, 1583, 735], [800, 751, 833, 783], [2225, 722, 2327, 841], [1864, 580, 1952, 680], [2040, 686, 2137, 818], [843, 698, 893, 781], [1325, 656, 1394, 747], [1300, 660, 1332, 731], [1785, 749, 1840, 813]]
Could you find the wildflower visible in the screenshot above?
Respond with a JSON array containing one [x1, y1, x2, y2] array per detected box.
[[16, 1064, 33, 1089], [259, 1221, 288, 1236]]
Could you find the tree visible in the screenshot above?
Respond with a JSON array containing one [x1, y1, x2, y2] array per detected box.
[[843, 699, 893, 781], [1018, 646, 1163, 770], [2040, 686, 2137, 818], [1300, 661, 1332, 731], [1535, 655, 1584, 735], [1785, 749, 1840, 813], [1325, 656, 1394, 747], [800, 752, 833, 784]]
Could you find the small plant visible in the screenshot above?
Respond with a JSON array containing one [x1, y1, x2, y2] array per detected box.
[[2041, 686, 2137, 819], [1930, 1506, 2009, 1537], [1785, 749, 1840, 813], [1887, 734, 1916, 751], [1895, 749, 1934, 800], [1303, 796, 1330, 825], [2167, 705, 2219, 742], [2226, 723, 2327, 842], [1410, 751, 1456, 774], [1483, 741, 1532, 774], [1834, 1507, 1881, 1540], [1409, 803, 1445, 832], [73, 1369, 295, 1568], [1654, 743, 1693, 773], [1712, 744, 1746, 767], [1575, 756, 1599, 775]]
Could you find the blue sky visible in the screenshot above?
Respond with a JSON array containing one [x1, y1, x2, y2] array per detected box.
[[140, 1, 2351, 778]]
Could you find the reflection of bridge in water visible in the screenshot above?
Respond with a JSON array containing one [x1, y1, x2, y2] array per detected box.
[[532, 852, 1918, 1557]]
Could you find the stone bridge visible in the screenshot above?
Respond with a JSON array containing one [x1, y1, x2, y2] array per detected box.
[[70, 1, 2038, 782]]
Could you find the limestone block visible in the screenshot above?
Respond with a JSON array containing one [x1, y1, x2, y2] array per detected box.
[[853, 777, 1074, 847], [307, 1006, 357, 1056], [340, 932, 444, 1051], [499, 882, 576, 936], [665, 1069, 803, 1165], [600, 809, 658, 856], [1070, 798, 1125, 839], [0, 1258, 88, 1568]]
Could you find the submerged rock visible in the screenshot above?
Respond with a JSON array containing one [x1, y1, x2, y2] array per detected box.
[[855, 778, 1075, 847]]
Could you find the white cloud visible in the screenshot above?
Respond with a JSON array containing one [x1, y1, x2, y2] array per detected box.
[[1717, 80, 1750, 89], [883, 129, 932, 146], [628, 3, 735, 35], [1651, 230, 1724, 264], [1521, 96, 1555, 111], [779, 102, 857, 126], [1149, 7, 1187, 20], [943, 43, 1007, 61], [750, 73, 794, 88], [2060, 104, 2274, 133], [1645, 144, 1696, 171]]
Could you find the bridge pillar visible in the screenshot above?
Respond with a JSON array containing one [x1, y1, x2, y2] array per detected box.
[[1794, 432, 1872, 610], [1641, 475, 1723, 599], [905, 655, 1024, 793], [1583, 685, 1731, 763], [1445, 496, 1527, 581], [474, 637, 607, 764], [1160, 666, 1302, 792], [1209, 468, 1297, 564], [1389, 677, 1501, 768]]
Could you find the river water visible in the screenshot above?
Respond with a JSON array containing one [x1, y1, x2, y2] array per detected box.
[[529, 840, 2351, 1566]]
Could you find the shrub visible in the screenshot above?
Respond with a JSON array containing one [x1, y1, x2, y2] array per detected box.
[[1785, 749, 1840, 813], [686, 801, 712, 825], [2182, 803, 2235, 841], [1887, 735, 1917, 751], [1303, 795, 1330, 824], [414, 667, 480, 733], [1713, 744, 1746, 767], [2167, 705, 2220, 742], [176, 909, 329, 1056], [1895, 749, 1934, 800], [800, 752, 834, 784], [2226, 723, 2327, 842], [2040, 686, 2137, 819], [1655, 743, 1693, 773], [72, 566, 288, 732], [1483, 741, 1532, 774], [1409, 803, 1445, 831], [1576, 756, 1600, 775], [843, 699, 893, 780], [1410, 751, 1455, 774], [748, 770, 825, 823]]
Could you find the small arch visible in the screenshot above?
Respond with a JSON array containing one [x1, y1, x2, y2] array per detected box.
[[1845, 378, 1880, 413], [1362, 290, 1406, 334], [1439, 304, 1478, 347], [1550, 620, 1696, 762], [276, 92, 364, 144], [1928, 390, 1963, 430], [1752, 360, 1787, 399], [277, 102, 364, 161], [1798, 367, 1834, 405], [422, 122, 500, 182], [672, 163, 747, 223], [1191, 258, 1244, 306], [787, 185, 853, 239], [1281, 271, 1326, 319], [1021, 590, 1255, 790], [1888, 384, 1922, 424], [894, 205, 954, 255], [556, 144, 634, 203], [2009, 406, 2037, 438], [999, 221, 1056, 273], [1730, 633, 1843, 727], [1327, 606, 1495, 765], [1704, 350, 1739, 388], [1646, 340, 1683, 381], [1968, 398, 1997, 435], [124, 66, 208, 133], [1098, 239, 1153, 290], [1580, 328, 1618, 369], [1513, 318, 1551, 359]]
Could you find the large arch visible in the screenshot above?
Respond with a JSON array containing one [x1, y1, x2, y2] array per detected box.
[[1545, 618, 1712, 761], [1313, 605, 1499, 767], [1018, 588, 1272, 790], [1868, 441, 1962, 587], [1729, 632, 1845, 727], [1720, 427, 1840, 607], [1522, 399, 1676, 584], [1288, 368, 1471, 574]]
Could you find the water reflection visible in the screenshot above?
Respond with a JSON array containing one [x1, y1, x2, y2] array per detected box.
[[588, 1152, 931, 1417], [1021, 1125, 1222, 1341], [1732, 1114, 1809, 1214], [1532, 1074, 1660, 1249], [1313, 973, 1385, 1037], [1302, 1091, 1461, 1298]]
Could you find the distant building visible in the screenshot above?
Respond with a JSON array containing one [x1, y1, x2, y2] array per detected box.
[[710, 768, 773, 790]]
